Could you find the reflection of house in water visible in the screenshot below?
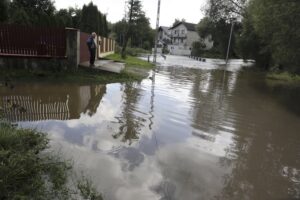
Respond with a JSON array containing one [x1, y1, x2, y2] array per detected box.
[[0, 84, 106, 122]]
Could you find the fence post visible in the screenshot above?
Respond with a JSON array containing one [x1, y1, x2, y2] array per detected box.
[[65, 28, 80, 71], [98, 36, 101, 58]]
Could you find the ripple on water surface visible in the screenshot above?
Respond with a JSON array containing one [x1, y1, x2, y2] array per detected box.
[[1, 57, 300, 200]]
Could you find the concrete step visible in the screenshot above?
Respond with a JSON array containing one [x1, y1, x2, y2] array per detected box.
[[79, 60, 125, 74]]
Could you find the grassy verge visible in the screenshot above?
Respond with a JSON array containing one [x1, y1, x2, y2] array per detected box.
[[266, 72, 300, 83], [0, 122, 102, 200], [0, 55, 154, 84], [105, 53, 154, 69], [0, 68, 143, 84]]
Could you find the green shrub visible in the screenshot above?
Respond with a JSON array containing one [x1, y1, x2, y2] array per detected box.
[[0, 122, 102, 200], [114, 46, 151, 57]]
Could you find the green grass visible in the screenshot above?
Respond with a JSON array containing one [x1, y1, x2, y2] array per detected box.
[[0, 54, 154, 84], [64, 68, 145, 83], [105, 53, 154, 69], [0, 68, 146, 85], [0, 122, 103, 200], [266, 72, 300, 83]]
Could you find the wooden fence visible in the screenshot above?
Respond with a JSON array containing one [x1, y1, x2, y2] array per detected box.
[[80, 32, 90, 63], [0, 24, 66, 58], [79, 32, 115, 63], [98, 36, 115, 57]]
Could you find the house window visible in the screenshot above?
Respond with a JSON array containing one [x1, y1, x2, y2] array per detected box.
[[182, 30, 185, 34], [174, 30, 177, 34], [181, 38, 184, 43]]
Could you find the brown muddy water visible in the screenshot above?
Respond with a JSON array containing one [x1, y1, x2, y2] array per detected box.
[[1, 57, 300, 200]]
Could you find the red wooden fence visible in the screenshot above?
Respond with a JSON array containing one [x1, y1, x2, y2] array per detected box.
[[80, 32, 90, 63], [80, 32, 115, 63], [0, 24, 66, 58]]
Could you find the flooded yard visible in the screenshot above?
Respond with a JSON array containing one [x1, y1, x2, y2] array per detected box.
[[1, 56, 300, 199]]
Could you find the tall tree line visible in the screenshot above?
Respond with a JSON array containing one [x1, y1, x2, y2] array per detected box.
[[0, 0, 109, 37], [112, 0, 154, 58], [193, 0, 300, 74]]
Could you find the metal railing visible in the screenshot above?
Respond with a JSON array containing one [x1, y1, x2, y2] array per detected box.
[[0, 24, 66, 58]]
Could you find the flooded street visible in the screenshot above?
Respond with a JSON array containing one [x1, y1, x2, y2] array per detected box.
[[1, 56, 300, 199]]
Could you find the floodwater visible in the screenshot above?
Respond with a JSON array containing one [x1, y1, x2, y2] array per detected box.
[[1, 56, 300, 200]]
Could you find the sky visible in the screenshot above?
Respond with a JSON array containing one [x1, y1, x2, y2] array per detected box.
[[55, 0, 206, 28]]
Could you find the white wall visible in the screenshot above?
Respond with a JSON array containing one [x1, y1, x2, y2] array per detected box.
[[168, 45, 191, 56], [171, 24, 188, 46], [166, 23, 214, 55], [186, 31, 200, 47], [201, 35, 214, 50], [158, 29, 171, 45], [169, 24, 201, 55]]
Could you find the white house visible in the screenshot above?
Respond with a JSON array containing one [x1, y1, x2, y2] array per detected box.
[[167, 22, 213, 56], [158, 26, 171, 46]]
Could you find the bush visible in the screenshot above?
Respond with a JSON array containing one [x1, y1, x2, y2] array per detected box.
[[0, 122, 102, 200], [125, 47, 151, 56], [114, 46, 151, 57]]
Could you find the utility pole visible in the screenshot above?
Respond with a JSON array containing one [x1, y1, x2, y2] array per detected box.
[[225, 20, 234, 65], [153, 0, 161, 64], [124, 0, 127, 20]]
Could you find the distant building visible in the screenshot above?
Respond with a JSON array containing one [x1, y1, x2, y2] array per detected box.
[[167, 22, 213, 56], [158, 26, 171, 47]]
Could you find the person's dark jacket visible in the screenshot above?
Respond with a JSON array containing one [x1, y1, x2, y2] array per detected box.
[[86, 36, 96, 50]]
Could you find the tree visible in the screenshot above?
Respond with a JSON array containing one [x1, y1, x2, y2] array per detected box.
[[0, 0, 9, 22], [197, 17, 214, 38], [9, 0, 56, 26], [11, 0, 55, 15], [102, 15, 108, 37], [80, 3, 99, 33], [9, 7, 31, 25], [80, 2, 109, 36], [191, 0, 245, 58], [130, 14, 152, 48], [55, 9, 73, 27], [172, 18, 181, 26], [205, 0, 247, 21], [113, 20, 128, 45], [237, 0, 300, 72], [121, 0, 154, 57], [69, 8, 82, 29], [235, 12, 265, 64], [121, 0, 142, 58], [194, 17, 240, 58]]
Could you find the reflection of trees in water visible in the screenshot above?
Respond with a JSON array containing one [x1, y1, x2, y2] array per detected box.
[[215, 72, 300, 199], [113, 83, 146, 145], [166, 67, 300, 198], [161, 66, 196, 86], [189, 69, 233, 140], [161, 66, 237, 142]]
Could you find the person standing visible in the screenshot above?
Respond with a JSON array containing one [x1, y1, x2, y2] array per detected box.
[[87, 32, 97, 67]]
